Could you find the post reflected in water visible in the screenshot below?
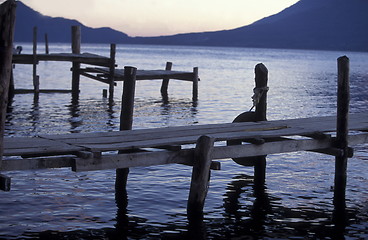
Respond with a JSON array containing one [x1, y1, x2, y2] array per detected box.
[[30, 93, 40, 132], [68, 95, 82, 132], [114, 168, 129, 239], [223, 174, 271, 234]]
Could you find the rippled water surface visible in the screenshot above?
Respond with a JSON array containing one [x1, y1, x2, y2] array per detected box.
[[1, 44, 368, 239]]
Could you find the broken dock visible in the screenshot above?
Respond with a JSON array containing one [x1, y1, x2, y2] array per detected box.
[[11, 25, 199, 101]]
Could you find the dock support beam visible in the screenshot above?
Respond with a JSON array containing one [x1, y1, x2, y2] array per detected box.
[[160, 61, 172, 102], [333, 56, 350, 225], [187, 135, 214, 221], [71, 25, 81, 98], [108, 43, 116, 101]]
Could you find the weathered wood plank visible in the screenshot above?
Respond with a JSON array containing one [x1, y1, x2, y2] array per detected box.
[[12, 53, 111, 66], [38, 113, 368, 143], [3, 137, 84, 156], [2, 156, 74, 171], [2, 132, 367, 172]]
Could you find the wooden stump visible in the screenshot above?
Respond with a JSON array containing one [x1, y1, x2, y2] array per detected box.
[[160, 62, 172, 102]]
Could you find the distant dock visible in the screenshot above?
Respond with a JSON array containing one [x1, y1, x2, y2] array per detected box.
[[11, 25, 199, 101]]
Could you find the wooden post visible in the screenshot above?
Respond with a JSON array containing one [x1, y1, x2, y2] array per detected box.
[[187, 135, 214, 220], [108, 43, 116, 101], [0, 0, 16, 190], [192, 67, 199, 102], [120, 66, 137, 131], [44, 33, 49, 54], [71, 25, 81, 97], [254, 63, 268, 186], [115, 66, 137, 204], [32, 26, 39, 93], [160, 61, 172, 102], [333, 56, 350, 222]]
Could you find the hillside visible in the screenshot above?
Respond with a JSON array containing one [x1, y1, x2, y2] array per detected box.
[[14, 1, 130, 43], [129, 0, 368, 51], [14, 0, 368, 52]]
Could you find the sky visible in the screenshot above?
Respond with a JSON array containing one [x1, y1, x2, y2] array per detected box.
[[17, 0, 299, 37]]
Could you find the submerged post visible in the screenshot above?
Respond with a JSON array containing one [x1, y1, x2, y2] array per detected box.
[[0, 0, 16, 190], [115, 66, 137, 203], [333, 56, 350, 222], [71, 25, 81, 97], [108, 43, 116, 101], [192, 67, 199, 102], [32, 26, 39, 93], [187, 135, 214, 221], [160, 62, 172, 102]]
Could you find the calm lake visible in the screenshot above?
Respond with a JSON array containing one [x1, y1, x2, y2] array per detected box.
[[1, 44, 368, 239]]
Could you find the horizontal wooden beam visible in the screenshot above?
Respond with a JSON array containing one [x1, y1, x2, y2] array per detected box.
[[14, 89, 72, 94]]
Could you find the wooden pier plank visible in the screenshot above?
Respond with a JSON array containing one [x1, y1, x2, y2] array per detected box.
[[12, 53, 111, 66], [80, 67, 196, 82], [35, 113, 368, 152], [3, 137, 84, 156], [1, 113, 368, 172]]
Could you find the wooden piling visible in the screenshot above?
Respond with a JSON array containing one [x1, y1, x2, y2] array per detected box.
[[45, 33, 49, 54], [108, 43, 116, 101], [120, 66, 137, 131], [333, 56, 350, 217], [71, 25, 81, 97], [192, 67, 199, 102], [115, 66, 137, 202], [253, 63, 268, 186], [0, 0, 16, 190], [187, 135, 215, 220], [160, 61, 172, 102], [32, 26, 39, 93]]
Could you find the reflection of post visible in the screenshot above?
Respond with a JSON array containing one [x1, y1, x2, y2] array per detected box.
[[333, 56, 350, 225]]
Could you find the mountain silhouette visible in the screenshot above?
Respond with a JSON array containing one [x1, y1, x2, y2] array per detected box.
[[14, 0, 368, 51], [129, 0, 368, 51], [14, 1, 130, 43]]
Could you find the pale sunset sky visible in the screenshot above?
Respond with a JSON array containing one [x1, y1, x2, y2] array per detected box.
[[18, 0, 299, 37]]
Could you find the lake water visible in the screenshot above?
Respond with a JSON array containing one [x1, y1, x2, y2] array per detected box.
[[1, 44, 368, 239]]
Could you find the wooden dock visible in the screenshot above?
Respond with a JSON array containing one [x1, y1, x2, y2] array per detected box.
[[1, 0, 366, 224], [11, 26, 199, 101], [2, 113, 368, 173]]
